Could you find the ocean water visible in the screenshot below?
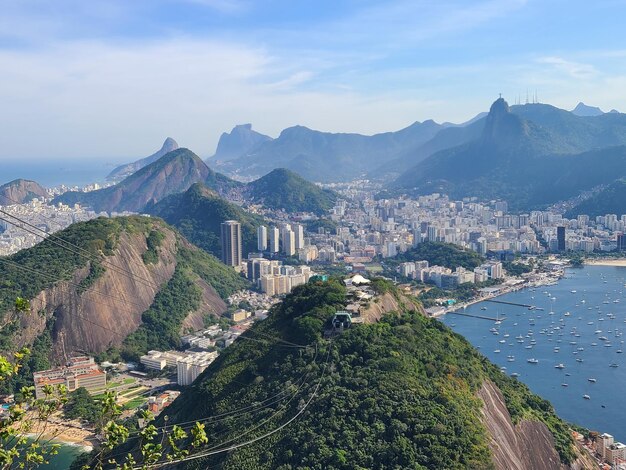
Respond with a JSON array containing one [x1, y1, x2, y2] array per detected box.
[[0, 159, 124, 188], [40, 443, 87, 469], [440, 265, 626, 441]]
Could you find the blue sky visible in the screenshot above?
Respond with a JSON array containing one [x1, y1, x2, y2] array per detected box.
[[2, 0, 626, 162]]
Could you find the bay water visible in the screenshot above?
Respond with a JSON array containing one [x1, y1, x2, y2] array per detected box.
[[440, 265, 626, 441]]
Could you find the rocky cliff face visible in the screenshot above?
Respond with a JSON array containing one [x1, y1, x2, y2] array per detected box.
[[210, 124, 272, 162], [0, 179, 48, 205], [12, 226, 227, 363], [478, 380, 594, 470]]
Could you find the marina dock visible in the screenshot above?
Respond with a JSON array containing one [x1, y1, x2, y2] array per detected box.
[[447, 311, 505, 321]]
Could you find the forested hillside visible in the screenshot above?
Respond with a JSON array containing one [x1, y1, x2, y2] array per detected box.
[[148, 183, 265, 259], [115, 279, 581, 469], [0, 216, 247, 392]]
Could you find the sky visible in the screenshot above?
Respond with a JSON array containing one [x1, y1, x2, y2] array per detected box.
[[3, 0, 626, 163]]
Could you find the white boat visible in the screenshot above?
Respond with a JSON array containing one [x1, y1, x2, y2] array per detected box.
[[527, 358, 539, 364], [583, 394, 590, 400], [610, 363, 619, 368], [511, 372, 520, 377], [555, 363, 565, 369], [588, 378, 597, 383]]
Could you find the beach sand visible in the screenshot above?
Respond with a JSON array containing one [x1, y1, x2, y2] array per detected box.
[[25, 415, 97, 449], [585, 259, 626, 267]]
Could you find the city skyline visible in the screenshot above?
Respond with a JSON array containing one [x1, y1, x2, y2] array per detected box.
[[3, 1, 626, 162]]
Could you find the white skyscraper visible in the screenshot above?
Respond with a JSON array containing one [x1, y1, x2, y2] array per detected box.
[[294, 224, 304, 250], [269, 227, 280, 253], [257, 225, 267, 251], [283, 229, 296, 256]]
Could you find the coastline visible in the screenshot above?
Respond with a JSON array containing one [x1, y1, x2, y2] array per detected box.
[[585, 258, 626, 267], [26, 417, 97, 450], [431, 272, 564, 318]]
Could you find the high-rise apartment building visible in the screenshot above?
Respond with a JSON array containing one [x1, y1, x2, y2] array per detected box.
[[221, 220, 242, 266], [269, 226, 280, 253], [294, 224, 304, 250], [257, 225, 267, 251], [283, 229, 296, 256], [556, 226, 566, 251]]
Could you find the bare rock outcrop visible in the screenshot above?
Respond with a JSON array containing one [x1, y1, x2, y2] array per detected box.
[[14, 229, 181, 362], [0, 179, 48, 206], [478, 380, 594, 470], [359, 291, 420, 323], [180, 277, 226, 333]]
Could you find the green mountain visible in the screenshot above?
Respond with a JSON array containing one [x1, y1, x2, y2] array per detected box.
[[147, 183, 266, 259], [54, 149, 240, 213], [0, 215, 247, 392], [392, 241, 485, 270], [246, 168, 338, 215], [0, 179, 48, 205], [127, 279, 584, 469], [565, 179, 626, 218], [392, 99, 626, 210], [216, 120, 445, 182]]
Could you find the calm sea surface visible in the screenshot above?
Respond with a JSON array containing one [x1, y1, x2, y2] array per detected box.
[[440, 265, 626, 441], [1, 160, 121, 187]]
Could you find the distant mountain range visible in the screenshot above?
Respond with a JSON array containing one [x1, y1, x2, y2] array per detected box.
[[206, 101, 625, 184], [212, 120, 448, 182], [148, 183, 266, 259], [55, 148, 239, 213], [389, 98, 626, 210], [571, 102, 604, 117], [55, 147, 336, 218], [0, 179, 48, 206], [107, 137, 179, 181]]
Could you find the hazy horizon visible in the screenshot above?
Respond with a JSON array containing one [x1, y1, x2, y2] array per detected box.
[[3, 0, 626, 162]]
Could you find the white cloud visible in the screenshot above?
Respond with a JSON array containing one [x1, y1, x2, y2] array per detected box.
[[0, 38, 451, 161], [537, 56, 598, 80]]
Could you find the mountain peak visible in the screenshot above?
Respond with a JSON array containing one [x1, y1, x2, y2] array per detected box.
[[0, 179, 48, 205], [106, 137, 180, 181], [571, 102, 604, 117], [162, 137, 178, 149], [211, 124, 272, 161], [481, 98, 526, 144], [489, 97, 510, 116]]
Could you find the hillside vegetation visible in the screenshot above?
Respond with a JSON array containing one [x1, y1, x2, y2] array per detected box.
[[565, 179, 626, 218], [148, 183, 266, 259], [140, 279, 576, 469], [246, 168, 338, 215], [0, 216, 247, 390], [391, 241, 485, 270]]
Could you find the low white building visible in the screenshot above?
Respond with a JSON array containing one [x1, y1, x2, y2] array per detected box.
[[177, 351, 219, 386]]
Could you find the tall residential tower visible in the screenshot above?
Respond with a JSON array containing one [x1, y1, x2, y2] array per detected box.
[[221, 220, 242, 266]]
